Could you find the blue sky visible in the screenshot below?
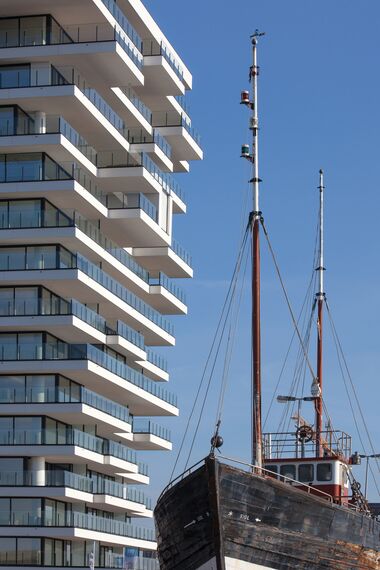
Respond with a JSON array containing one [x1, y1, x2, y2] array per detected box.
[[140, 1, 380, 503]]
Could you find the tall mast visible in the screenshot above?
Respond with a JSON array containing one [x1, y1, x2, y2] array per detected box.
[[315, 169, 325, 457], [241, 31, 265, 468]]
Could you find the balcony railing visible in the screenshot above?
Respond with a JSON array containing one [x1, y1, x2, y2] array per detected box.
[[133, 419, 171, 442], [146, 349, 168, 372], [114, 320, 145, 350], [0, 384, 131, 424], [150, 272, 186, 304], [0, 14, 143, 68], [120, 86, 152, 123], [128, 128, 171, 159], [172, 239, 192, 267], [101, 0, 142, 52], [0, 341, 177, 407], [0, 470, 152, 509], [0, 243, 174, 336], [142, 39, 184, 81], [103, 192, 158, 222], [0, 428, 145, 470], [152, 112, 201, 146], [97, 150, 183, 200]]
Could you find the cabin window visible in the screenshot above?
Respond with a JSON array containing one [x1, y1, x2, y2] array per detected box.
[[317, 463, 332, 482], [280, 464, 296, 480], [298, 464, 314, 483], [264, 465, 278, 478]]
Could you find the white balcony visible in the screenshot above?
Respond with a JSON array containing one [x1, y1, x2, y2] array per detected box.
[[0, 359, 178, 417], [133, 241, 193, 279]]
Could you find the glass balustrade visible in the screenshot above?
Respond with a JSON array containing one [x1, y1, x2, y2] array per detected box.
[[115, 320, 145, 350], [0, 427, 144, 469], [0, 14, 142, 68], [120, 87, 152, 123], [150, 272, 186, 304], [128, 128, 171, 159], [0, 333, 177, 406], [133, 419, 171, 442], [100, 0, 142, 51], [142, 39, 184, 81], [0, 243, 174, 335], [152, 111, 201, 146], [0, 470, 152, 509], [172, 238, 192, 267], [104, 192, 158, 222], [146, 349, 168, 372]]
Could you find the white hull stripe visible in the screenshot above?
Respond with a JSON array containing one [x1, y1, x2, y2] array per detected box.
[[197, 557, 276, 570]]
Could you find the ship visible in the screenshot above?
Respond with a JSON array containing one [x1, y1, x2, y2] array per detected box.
[[154, 33, 380, 570]]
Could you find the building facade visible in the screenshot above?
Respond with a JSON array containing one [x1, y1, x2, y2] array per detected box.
[[0, 0, 202, 567]]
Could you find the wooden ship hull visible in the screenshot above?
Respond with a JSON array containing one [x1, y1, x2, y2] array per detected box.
[[154, 456, 380, 570]]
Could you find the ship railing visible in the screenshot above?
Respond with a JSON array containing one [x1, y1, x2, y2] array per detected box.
[[262, 430, 352, 461], [157, 458, 206, 502], [218, 455, 334, 503]]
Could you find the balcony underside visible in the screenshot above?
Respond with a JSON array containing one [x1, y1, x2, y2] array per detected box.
[[0, 443, 145, 482], [133, 246, 193, 278], [0, 269, 175, 346], [0, 359, 179, 417], [120, 431, 172, 451], [155, 125, 203, 162], [0, 402, 132, 440], [0, 85, 129, 151], [0, 42, 143, 89], [142, 56, 185, 96], [0, 180, 108, 220], [0, 525, 156, 549], [102, 210, 170, 248], [0, 487, 151, 517]]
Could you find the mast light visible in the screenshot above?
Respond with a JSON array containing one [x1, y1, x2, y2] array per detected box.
[[240, 90, 250, 105]]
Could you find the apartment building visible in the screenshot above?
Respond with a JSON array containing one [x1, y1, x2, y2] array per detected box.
[[0, 0, 202, 568]]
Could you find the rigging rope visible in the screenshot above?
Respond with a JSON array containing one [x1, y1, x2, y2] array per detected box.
[[169, 221, 251, 480], [260, 218, 317, 382]]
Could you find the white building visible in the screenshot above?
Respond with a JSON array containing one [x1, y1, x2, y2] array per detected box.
[[0, 0, 202, 567]]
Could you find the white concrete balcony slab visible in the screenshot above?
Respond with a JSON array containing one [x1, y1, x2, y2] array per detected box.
[[0, 269, 175, 346], [129, 142, 172, 172], [127, 432, 172, 451], [0, 526, 156, 550], [0, 359, 178, 417], [142, 55, 185, 96], [135, 357, 169, 382], [0, 443, 142, 481], [0, 178, 108, 221], [102, 205, 171, 249], [0, 84, 129, 151], [154, 123, 203, 162], [0, 41, 143, 89], [133, 242, 193, 279], [0, 402, 132, 441], [148, 283, 187, 315], [110, 86, 152, 131]]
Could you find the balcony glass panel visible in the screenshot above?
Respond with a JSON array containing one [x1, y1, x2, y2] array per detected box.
[[150, 272, 186, 303], [133, 419, 171, 442], [0, 64, 30, 88]]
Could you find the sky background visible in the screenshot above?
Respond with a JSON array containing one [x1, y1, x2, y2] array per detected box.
[[138, 1, 380, 505]]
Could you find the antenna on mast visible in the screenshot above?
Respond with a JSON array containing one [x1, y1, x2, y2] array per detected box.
[[314, 169, 325, 457], [241, 30, 265, 469]]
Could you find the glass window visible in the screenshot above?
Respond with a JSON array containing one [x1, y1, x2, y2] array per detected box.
[[0, 416, 13, 444], [12, 497, 41, 525], [72, 541, 85, 566], [298, 463, 314, 483], [0, 287, 14, 316], [18, 332, 43, 360], [26, 245, 56, 270], [0, 106, 15, 135], [0, 19, 19, 48], [264, 464, 278, 478], [0, 457, 24, 485], [55, 539, 64, 564], [0, 498, 10, 525], [6, 152, 41, 181], [0, 333, 17, 360], [57, 375, 71, 402], [0, 246, 25, 270], [280, 464, 296, 480], [20, 16, 47, 47], [0, 375, 26, 403], [9, 199, 41, 228], [15, 416, 42, 444], [15, 286, 39, 315], [44, 538, 54, 565], [26, 374, 55, 403], [0, 537, 16, 564], [317, 462, 332, 482], [17, 538, 41, 565], [56, 501, 66, 526], [0, 65, 30, 88], [45, 417, 57, 445]]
